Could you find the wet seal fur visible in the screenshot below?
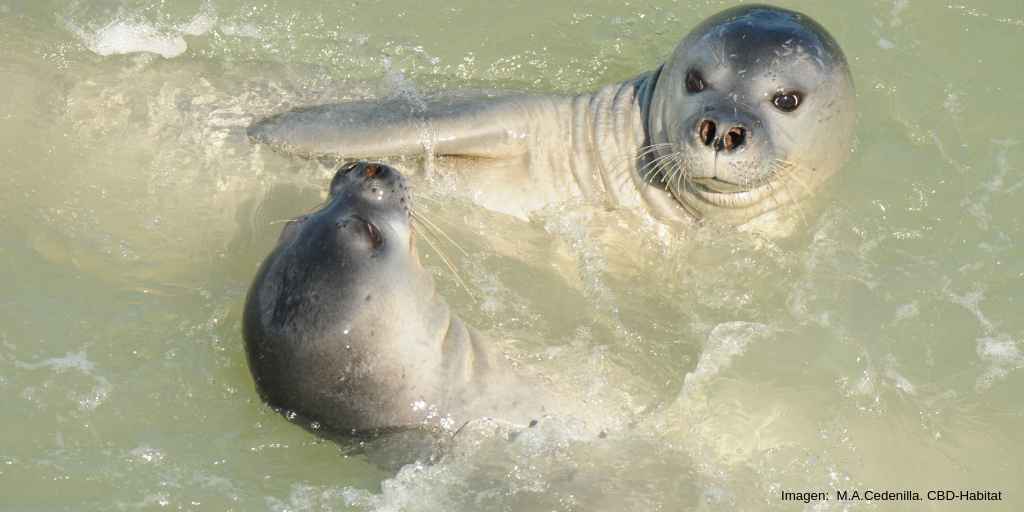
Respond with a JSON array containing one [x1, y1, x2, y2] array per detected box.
[[242, 162, 569, 435], [249, 5, 855, 224]]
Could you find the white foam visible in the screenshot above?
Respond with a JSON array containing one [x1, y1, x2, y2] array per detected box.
[[983, 139, 1023, 193], [339, 417, 598, 511], [544, 208, 617, 317], [19, 349, 95, 374], [852, 368, 875, 395], [888, 368, 916, 395], [684, 322, 776, 387], [127, 445, 165, 464], [949, 284, 998, 333], [655, 322, 794, 495], [218, 23, 260, 38], [894, 300, 919, 321], [66, 7, 216, 59], [180, 12, 217, 37], [16, 350, 112, 411], [660, 321, 779, 436], [88, 19, 187, 58], [738, 207, 800, 238], [975, 333, 1024, 390]]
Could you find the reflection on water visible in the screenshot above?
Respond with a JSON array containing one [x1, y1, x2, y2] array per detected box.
[[1, 0, 1023, 510]]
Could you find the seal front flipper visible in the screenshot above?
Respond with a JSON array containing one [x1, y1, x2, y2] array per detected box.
[[248, 93, 569, 161], [248, 101, 426, 158]]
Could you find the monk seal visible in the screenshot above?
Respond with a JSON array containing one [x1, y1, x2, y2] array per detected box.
[[249, 5, 855, 224], [242, 161, 569, 434]]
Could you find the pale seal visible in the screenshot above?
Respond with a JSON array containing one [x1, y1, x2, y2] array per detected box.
[[242, 161, 568, 434], [249, 5, 855, 224]]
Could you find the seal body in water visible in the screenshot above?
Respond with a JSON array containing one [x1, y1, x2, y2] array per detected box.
[[249, 4, 855, 224], [242, 161, 568, 434]]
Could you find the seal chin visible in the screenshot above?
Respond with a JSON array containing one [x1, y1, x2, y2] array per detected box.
[[689, 179, 772, 208], [679, 162, 797, 211], [689, 177, 755, 194]]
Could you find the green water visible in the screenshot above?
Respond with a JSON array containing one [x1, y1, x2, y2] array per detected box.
[[2, 0, 1023, 510]]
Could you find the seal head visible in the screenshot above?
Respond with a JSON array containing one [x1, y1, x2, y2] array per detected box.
[[646, 4, 856, 221]]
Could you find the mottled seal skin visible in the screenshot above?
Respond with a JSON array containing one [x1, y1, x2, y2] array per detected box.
[[249, 5, 855, 224], [242, 162, 567, 434]]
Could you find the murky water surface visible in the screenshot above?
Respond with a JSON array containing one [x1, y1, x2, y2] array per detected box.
[[2, 0, 1023, 510]]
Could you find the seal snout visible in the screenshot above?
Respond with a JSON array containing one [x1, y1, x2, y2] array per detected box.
[[698, 118, 748, 152], [331, 162, 411, 203], [325, 162, 415, 237]]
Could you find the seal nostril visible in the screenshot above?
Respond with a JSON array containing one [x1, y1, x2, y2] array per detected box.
[[339, 162, 360, 175], [364, 164, 381, 177], [724, 127, 746, 151], [699, 119, 716, 146]]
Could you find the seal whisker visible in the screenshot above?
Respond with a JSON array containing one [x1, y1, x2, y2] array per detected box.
[[705, 40, 723, 66], [630, 143, 676, 167], [661, 151, 683, 177], [683, 163, 696, 193], [306, 201, 326, 214], [411, 216, 445, 248], [413, 192, 443, 204], [414, 213, 470, 257], [408, 196, 473, 257], [660, 154, 682, 190], [642, 152, 681, 182], [635, 142, 675, 159], [657, 156, 678, 186], [610, 143, 674, 181], [637, 147, 673, 167], [634, 152, 664, 177], [412, 221, 478, 303], [673, 154, 688, 194], [629, 150, 661, 181], [776, 163, 816, 197], [775, 158, 817, 175], [773, 172, 808, 225]]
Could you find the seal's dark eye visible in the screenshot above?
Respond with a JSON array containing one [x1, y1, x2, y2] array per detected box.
[[772, 91, 801, 112], [685, 71, 705, 93]]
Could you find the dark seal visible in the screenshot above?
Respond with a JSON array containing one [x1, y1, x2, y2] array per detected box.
[[242, 162, 569, 434]]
